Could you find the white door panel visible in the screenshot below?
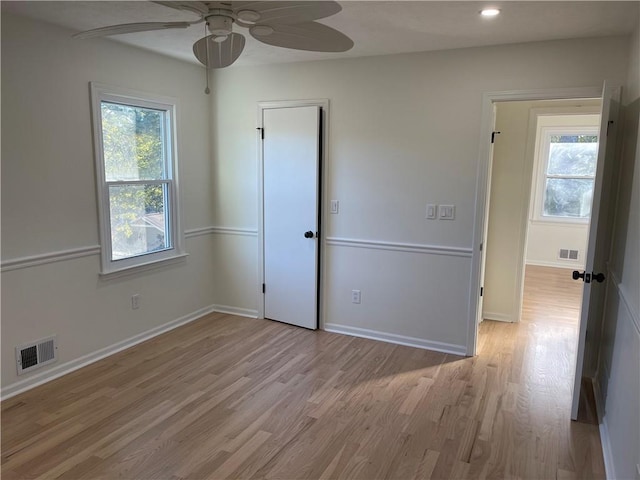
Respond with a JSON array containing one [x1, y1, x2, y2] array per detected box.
[[571, 82, 621, 419], [263, 106, 320, 329]]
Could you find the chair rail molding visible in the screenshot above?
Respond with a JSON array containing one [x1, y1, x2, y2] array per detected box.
[[1, 245, 102, 273], [325, 237, 473, 258]]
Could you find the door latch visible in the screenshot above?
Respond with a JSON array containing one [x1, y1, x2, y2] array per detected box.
[[572, 271, 605, 284]]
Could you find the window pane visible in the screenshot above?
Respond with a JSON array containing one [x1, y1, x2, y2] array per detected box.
[[109, 184, 170, 260], [101, 102, 166, 181], [543, 178, 594, 218], [547, 137, 598, 176]]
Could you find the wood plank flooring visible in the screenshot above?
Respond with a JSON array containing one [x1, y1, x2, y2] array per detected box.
[[1, 265, 604, 479]]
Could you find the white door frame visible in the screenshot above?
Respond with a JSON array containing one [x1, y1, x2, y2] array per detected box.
[[256, 99, 330, 326], [467, 86, 604, 356]]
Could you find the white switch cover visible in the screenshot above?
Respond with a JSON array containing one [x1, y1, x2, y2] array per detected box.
[[330, 200, 339, 214], [439, 205, 455, 220], [426, 204, 437, 219]]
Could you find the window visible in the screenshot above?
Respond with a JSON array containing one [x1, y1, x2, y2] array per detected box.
[[531, 115, 600, 223], [91, 83, 184, 274], [542, 133, 598, 219]]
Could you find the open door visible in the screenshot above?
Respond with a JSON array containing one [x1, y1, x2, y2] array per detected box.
[[570, 83, 621, 420], [477, 105, 498, 325]]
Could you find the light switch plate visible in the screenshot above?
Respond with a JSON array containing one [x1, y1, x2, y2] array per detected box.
[[426, 204, 437, 219], [439, 205, 455, 220], [330, 200, 339, 214]]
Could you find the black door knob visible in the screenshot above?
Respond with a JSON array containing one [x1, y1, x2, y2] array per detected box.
[[592, 272, 606, 283], [572, 270, 585, 281], [304, 231, 314, 238]]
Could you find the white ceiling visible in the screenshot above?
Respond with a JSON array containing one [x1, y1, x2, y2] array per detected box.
[[3, 1, 639, 67]]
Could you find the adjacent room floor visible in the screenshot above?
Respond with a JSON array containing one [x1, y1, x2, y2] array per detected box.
[[1, 265, 603, 479]]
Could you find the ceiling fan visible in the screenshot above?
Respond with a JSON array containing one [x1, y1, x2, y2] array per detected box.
[[72, 1, 354, 70]]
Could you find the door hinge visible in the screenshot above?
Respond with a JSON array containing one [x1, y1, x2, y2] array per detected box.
[[480, 287, 484, 297], [607, 120, 614, 136], [479, 243, 483, 252], [262, 283, 265, 294], [257, 127, 264, 139], [491, 131, 501, 144]]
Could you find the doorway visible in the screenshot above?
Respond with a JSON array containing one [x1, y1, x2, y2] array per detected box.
[[484, 100, 602, 422], [257, 100, 329, 330], [482, 101, 601, 326], [469, 85, 621, 420]]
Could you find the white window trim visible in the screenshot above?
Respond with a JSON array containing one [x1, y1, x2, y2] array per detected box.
[[90, 82, 185, 276], [530, 115, 600, 225]]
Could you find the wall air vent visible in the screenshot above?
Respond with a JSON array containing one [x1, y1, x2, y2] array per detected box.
[[16, 336, 57, 375], [558, 249, 579, 261]]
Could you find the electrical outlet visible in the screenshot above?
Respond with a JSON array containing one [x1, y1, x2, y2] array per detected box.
[[131, 294, 140, 310], [330, 200, 339, 214], [351, 290, 361, 304], [426, 204, 437, 219]]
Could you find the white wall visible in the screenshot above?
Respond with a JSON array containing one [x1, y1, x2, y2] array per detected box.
[[526, 224, 589, 268], [1, 13, 216, 394], [483, 100, 599, 322], [595, 22, 640, 480], [211, 36, 629, 351]]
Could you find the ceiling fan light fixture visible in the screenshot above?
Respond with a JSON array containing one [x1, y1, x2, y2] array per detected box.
[[251, 25, 275, 37], [207, 15, 233, 36], [480, 8, 501, 17], [237, 10, 261, 24]]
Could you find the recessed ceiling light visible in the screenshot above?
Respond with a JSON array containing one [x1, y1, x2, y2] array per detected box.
[[480, 8, 501, 17]]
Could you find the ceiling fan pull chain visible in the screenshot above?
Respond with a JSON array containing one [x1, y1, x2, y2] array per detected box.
[[204, 21, 211, 95]]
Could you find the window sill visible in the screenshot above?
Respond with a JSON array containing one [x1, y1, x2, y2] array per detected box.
[[529, 218, 590, 227], [99, 252, 189, 280]]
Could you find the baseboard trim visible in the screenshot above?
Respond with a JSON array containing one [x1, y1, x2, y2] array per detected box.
[[482, 311, 515, 323], [0, 304, 219, 401], [525, 260, 585, 270], [324, 323, 467, 356], [598, 412, 618, 480], [212, 304, 258, 318]]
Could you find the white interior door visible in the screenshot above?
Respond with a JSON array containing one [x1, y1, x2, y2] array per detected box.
[[263, 105, 320, 330], [478, 105, 498, 325], [571, 83, 621, 420]]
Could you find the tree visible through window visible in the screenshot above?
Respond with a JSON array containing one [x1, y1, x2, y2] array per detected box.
[[542, 134, 598, 219], [101, 103, 170, 259], [91, 84, 182, 274]]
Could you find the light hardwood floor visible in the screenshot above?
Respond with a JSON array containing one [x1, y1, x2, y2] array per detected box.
[[2, 265, 604, 479]]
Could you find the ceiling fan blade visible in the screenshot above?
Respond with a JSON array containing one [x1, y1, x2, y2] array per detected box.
[[72, 21, 193, 40], [193, 33, 246, 68], [250, 22, 353, 52], [236, 1, 342, 24], [153, 1, 210, 16]]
